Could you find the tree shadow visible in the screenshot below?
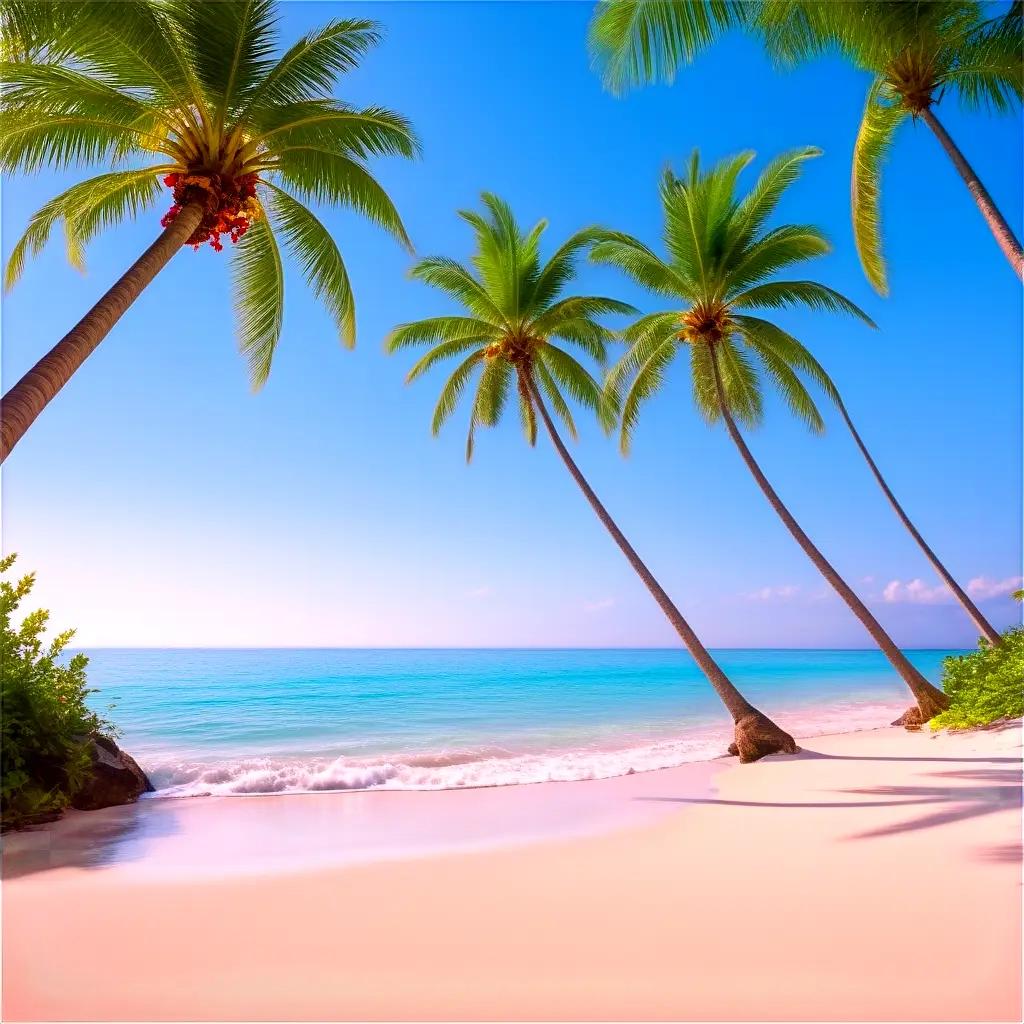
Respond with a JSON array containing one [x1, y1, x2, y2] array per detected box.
[[976, 842, 1023, 864], [2, 800, 181, 879], [793, 750, 1021, 765], [637, 764, 1021, 842]]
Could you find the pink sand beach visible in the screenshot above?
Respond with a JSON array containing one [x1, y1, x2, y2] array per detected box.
[[3, 723, 1021, 1022]]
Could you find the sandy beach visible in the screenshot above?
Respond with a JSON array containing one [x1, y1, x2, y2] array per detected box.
[[4, 723, 1021, 1022]]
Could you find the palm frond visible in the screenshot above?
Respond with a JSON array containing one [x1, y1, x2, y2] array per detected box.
[[273, 146, 411, 251], [166, 0, 277, 123], [264, 184, 356, 347], [617, 337, 676, 453], [64, 169, 165, 273], [731, 280, 875, 326], [404, 338, 489, 384], [851, 78, 907, 296], [432, 351, 483, 436], [387, 315, 498, 353], [533, 359, 577, 440], [734, 314, 840, 405], [517, 369, 539, 445], [408, 257, 507, 325], [538, 343, 605, 415], [590, 230, 689, 297], [529, 225, 610, 312], [5, 167, 163, 288], [256, 102, 418, 159], [532, 295, 636, 338], [589, 0, 744, 93], [0, 111, 175, 172], [470, 355, 512, 435], [605, 311, 680, 408], [728, 146, 821, 254], [728, 224, 831, 292], [231, 211, 284, 389], [241, 19, 380, 116]]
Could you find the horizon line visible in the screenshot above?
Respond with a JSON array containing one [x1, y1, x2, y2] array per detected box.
[[67, 644, 972, 653]]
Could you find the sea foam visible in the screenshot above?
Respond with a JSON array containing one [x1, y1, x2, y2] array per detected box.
[[144, 699, 905, 798]]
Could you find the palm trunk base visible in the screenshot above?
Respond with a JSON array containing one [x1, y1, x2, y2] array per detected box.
[[892, 684, 950, 730], [727, 711, 800, 763]]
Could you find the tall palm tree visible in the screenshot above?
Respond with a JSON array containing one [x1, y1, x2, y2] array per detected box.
[[590, 2, 1006, 648], [594, 148, 949, 723], [588, 0, 1023, 292], [0, 0, 416, 463], [388, 193, 798, 761]]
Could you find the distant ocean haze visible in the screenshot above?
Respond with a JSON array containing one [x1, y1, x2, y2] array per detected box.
[[79, 647, 958, 796]]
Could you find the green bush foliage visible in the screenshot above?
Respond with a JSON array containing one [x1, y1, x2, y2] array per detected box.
[[931, 626, 1024, 731], [1, 554, 109, 828]]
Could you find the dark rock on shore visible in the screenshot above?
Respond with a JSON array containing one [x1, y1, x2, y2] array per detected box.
[[70, 734, 154, 811]]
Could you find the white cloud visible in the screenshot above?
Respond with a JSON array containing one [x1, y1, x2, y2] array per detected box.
[[881, 578, 951, 604], [465, 585, 494, 600], [881, 574, 1023, 605], [745, 584, 800, 602], [966, 575, 1023, 600], [583, 597, 615, 613]]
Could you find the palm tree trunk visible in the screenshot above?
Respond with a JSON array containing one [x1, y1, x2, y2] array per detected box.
[[836, 393, 1002, 646], [524, 369, 797, 762], [708, 345, 948, 723], [0, 202, 205, 463], [920, 106, 1023, 280]]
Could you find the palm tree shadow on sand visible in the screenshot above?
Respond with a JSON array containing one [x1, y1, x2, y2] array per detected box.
[[637, 747, 1022, 842]]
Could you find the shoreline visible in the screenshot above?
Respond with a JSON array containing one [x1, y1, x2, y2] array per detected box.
[[131, 696, 914, 799], [4, 723, 1021, 1021]]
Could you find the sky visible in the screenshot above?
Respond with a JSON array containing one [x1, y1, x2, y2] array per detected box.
[[2, 1, 1021, 649]]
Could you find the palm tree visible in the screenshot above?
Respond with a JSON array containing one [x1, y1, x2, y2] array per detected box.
[[388, 193, 798, 761], [588, 0, 1023, 292], [589, 3, 1006, 648], [0, 0, 416, 463], [594, 148, 949, 723]]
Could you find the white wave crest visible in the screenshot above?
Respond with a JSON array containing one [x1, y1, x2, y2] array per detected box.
[[142, 698, 905, 799]]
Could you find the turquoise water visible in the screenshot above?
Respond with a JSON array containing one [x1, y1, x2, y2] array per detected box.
[[78, 648, 958, 796]]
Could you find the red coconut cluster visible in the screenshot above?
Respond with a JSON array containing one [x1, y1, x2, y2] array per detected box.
[[160, 172, 261, 251]]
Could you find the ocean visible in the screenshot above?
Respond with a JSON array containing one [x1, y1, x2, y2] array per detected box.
[[77, 647, 958, 798]]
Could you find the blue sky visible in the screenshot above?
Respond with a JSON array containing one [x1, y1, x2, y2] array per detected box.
[[2, 1, 1021, 648]]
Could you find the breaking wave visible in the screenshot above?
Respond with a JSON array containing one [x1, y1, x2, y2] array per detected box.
[[144, 699, 905, 798]]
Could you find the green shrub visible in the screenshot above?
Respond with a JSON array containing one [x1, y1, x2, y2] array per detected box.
[[931, 626, 1024, 731], [1, 554, 110, 829]]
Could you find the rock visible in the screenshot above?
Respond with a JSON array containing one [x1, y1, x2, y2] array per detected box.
[[70, 734, 154, 811]]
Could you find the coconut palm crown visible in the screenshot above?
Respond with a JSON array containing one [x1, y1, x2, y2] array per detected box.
[[387, 193, 634, 460], [589, 0, 1023, 293], [756, 0, 1023, 292], [1, 0, 417, 386], [597, 146, 873, 451]]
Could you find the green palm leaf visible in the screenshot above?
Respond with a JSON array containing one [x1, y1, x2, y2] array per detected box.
[[5, 167, 165, 289], [589, 0, 743, 94], [851, 79, 908, 296], [232, 212, 284, 389], [731, 280, 876, 326], [266, 184, 356, 348]]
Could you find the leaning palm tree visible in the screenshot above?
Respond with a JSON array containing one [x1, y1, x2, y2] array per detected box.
[[590, 4, 1005, 649], [595, 148, 949, 723], [588, 0, 1023, 292], [0, 0, 416, 462], [388, 193, 798, 761]]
